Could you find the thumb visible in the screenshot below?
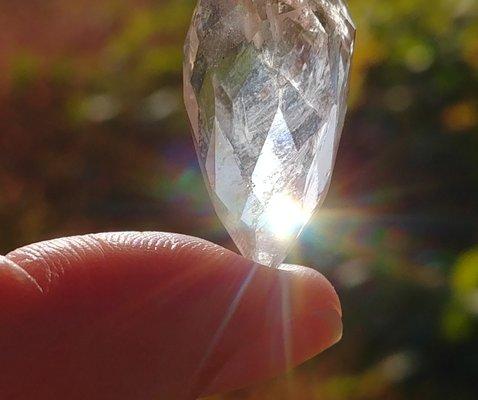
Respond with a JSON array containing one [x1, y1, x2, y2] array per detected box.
[[0, 232, 342, 400]]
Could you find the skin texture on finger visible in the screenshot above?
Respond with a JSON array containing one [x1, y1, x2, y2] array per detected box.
[[0, 232, 342, 400]]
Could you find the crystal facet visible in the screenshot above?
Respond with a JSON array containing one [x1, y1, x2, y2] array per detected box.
[[184, 0, 355, 267]]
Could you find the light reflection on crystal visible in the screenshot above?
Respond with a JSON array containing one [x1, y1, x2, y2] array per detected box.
[[184, 0, 355, 267], [265, 194, 311, 240]]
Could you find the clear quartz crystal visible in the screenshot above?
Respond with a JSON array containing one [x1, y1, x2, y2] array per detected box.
[[184, 0, 355, 267]]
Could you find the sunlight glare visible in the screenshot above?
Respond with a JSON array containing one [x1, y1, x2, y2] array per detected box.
[[265, 194, 310, 240]]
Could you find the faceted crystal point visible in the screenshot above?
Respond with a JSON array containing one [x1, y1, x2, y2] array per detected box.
[[184, 0, 355, 267]]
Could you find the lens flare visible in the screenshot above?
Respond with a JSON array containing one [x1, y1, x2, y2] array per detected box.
[[265, 194, 311, 240]]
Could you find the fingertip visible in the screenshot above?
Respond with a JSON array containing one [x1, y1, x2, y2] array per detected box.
[[201, 264, 343, 396], [278, 264, 342, 318]]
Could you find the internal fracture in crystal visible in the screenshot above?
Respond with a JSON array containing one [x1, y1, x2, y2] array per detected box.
[[184, 0, 355, 267]]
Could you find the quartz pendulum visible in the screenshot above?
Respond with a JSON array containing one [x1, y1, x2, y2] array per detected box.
[[183, 0, 355, 267]]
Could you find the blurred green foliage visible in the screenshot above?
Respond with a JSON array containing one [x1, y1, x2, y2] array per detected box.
[[0, 0, 477, 398]]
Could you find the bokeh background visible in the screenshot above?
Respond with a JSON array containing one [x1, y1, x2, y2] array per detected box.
[[1, 0, 477, 398]]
